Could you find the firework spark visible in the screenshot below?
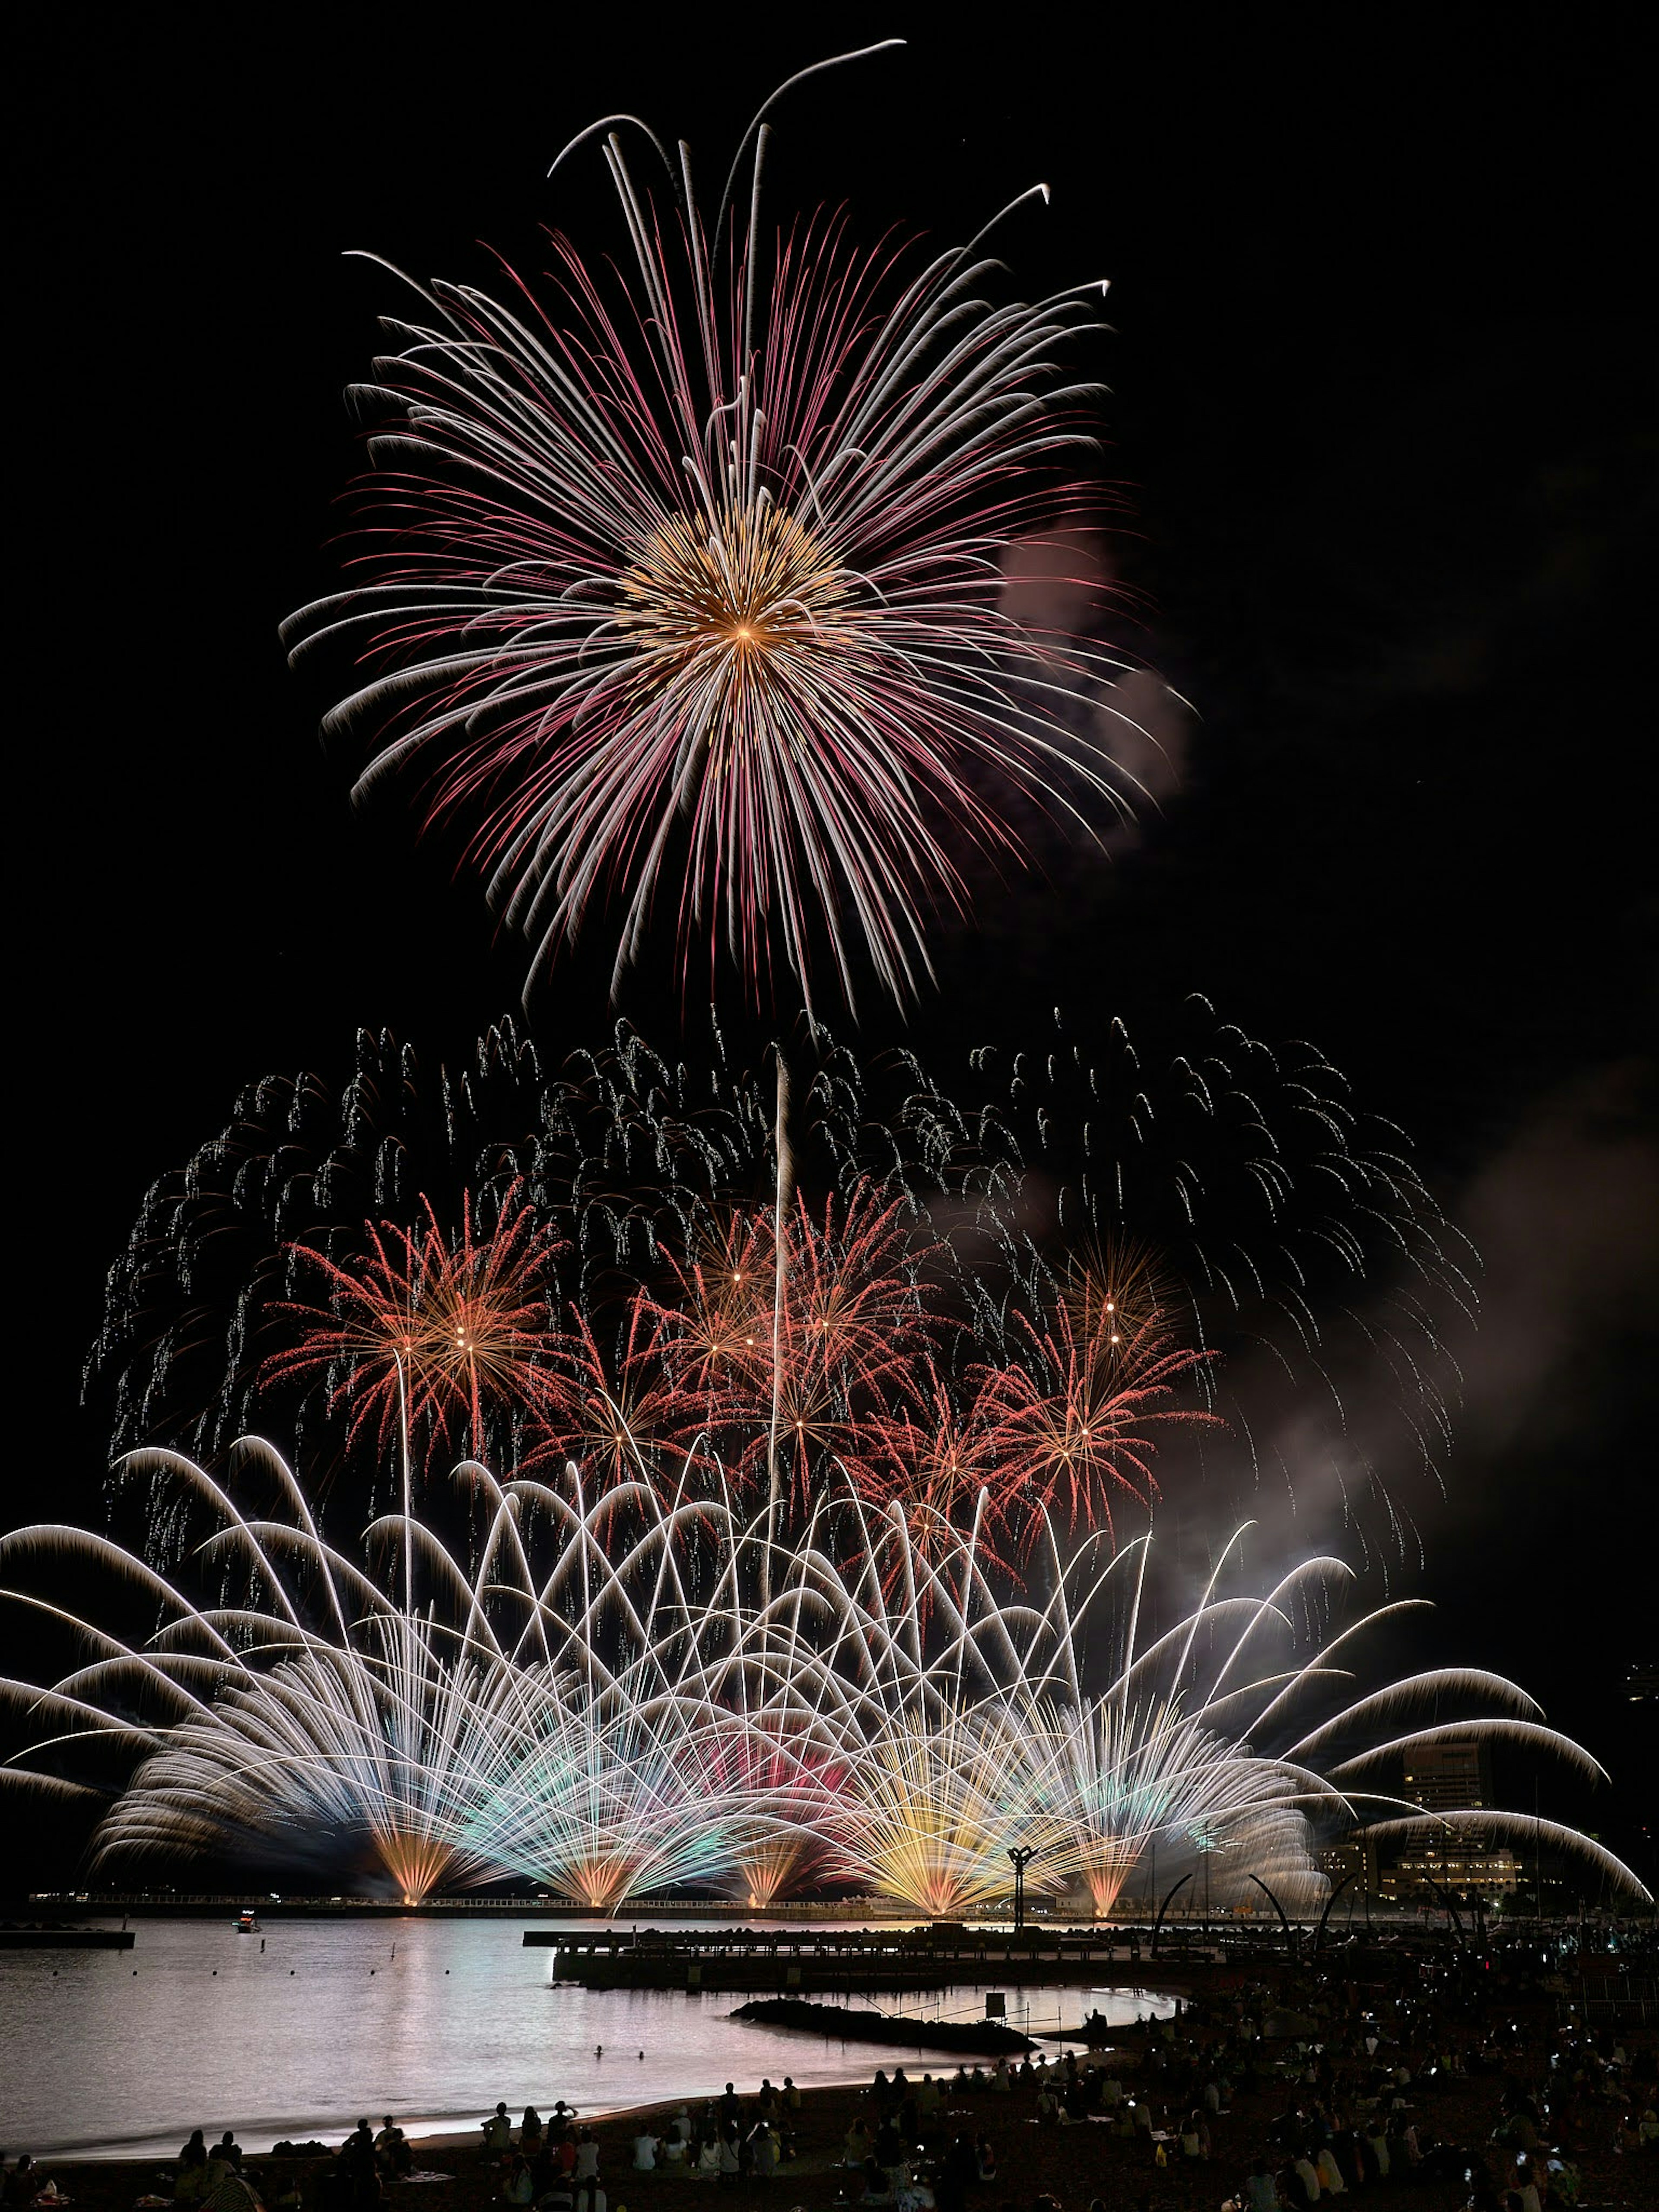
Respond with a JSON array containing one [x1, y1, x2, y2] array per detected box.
[[266, 1184, 569, 1464], [1, 1448, 1646, 1913], [283, 56, 1144, 1013], [89, 1006, 1470, 1565]]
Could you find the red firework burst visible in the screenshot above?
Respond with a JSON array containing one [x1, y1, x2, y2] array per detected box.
[[971, 1292, 1220, 1547], [639, 1179, 944, 1504], [842, 1384, 1019, 1594], [267, 1185, 570, 1465]]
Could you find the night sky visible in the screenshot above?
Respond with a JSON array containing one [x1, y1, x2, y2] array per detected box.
[[10, 10, 1654, 1889]]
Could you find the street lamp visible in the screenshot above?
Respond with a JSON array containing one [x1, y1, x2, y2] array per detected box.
[[1007, 1845, 1039, 1932]]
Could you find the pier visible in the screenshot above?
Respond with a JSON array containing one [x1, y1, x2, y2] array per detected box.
[[523, 1923, 1205, 1993]]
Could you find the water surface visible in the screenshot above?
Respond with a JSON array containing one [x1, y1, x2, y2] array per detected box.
[[0, 1918, 1174, 2161]]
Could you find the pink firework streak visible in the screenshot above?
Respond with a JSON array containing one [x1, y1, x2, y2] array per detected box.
[[283, 56, 1147, 1013]]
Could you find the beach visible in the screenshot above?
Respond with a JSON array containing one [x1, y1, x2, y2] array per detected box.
[[13, 1977, 1655, 2212]]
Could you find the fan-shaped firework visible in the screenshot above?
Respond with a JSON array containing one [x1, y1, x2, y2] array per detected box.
[[0, 1443, 777, 1906], [4, 1446, 1642, 1916], [88, 1004, 1467, 1563], [282, 48, 1145, 1014]]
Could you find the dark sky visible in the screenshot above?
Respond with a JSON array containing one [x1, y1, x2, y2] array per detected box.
[[10, 8, 1655, 1886]]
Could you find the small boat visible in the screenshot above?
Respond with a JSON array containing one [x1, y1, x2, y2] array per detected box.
[[234, 1909, 261, 1933]]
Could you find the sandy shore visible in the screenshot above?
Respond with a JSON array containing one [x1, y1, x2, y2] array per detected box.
[[16, 2014, 1657, 2212]]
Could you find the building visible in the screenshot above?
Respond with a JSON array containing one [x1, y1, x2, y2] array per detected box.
[[1316, 1835, 1379, 1896], [1374, 1738, 1522, 1903]]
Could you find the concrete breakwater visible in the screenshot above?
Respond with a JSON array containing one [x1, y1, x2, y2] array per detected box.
[[730, 1995, 1038, 2052]]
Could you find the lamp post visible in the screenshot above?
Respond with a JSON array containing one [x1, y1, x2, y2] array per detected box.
[[1007, 1846, 1038, 1932]]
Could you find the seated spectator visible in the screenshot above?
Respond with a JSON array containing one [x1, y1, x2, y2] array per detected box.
[[176, 2134, 210, 2205], [1246, 2158, 1279, 2212], [204, 2167, 264, 2212], [717, 2126, 742, 2185], [332, 2123, 378, 2212], [204, 2133, 245, 2194], [860, 2157, 894, 2206], [632, 2132, 660, 2173], [374, 2121, 410, 2178], [505, 2156, 536, 2207]]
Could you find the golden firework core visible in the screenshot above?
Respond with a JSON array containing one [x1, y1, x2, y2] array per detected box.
[[617, 502, 856, 704]]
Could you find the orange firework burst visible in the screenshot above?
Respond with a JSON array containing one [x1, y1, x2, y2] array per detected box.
[[531, 1302, 682, 1491], [640, 1180, 943, 1506], [845, 1386, 1017, 1592], [973, 1294, 1221, 1547], [268, 1184, 569, 1465]]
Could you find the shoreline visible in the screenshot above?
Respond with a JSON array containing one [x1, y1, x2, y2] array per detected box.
[[15, 2002, 1650, 2212]]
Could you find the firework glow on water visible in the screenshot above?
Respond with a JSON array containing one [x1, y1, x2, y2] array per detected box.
[[282, 44, 1155, 1014], [1, 1442, 1643, 1915]]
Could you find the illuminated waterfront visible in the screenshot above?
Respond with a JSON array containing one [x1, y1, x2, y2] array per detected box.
[[0, 1916, 1176, 2160]]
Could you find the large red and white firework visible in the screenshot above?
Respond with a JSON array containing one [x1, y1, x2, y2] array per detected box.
[[284, 52, 1141, 1012]]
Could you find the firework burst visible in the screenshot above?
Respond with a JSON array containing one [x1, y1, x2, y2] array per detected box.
[[283, 53, 1143, 1014], [972, 1298, 1220, 1545], [267, 1183, 569, 1464], [88, 1006, 1470, 1565]]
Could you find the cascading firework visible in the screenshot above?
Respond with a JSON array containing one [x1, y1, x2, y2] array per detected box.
[[2, 1444, 1643, 1915], [88, 1003, 1465, 1563]]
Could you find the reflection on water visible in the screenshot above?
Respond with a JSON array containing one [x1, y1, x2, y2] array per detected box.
[[0, 1920, 1175, 2161]]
